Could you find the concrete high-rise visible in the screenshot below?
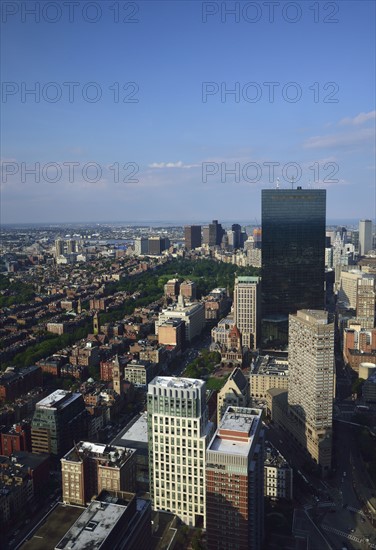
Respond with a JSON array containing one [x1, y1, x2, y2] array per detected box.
[[134, 237, 148, 255], [184, 225, 202, 250], [147, 377, 213, 527], [206, 406, 264, 550], [55, 238, 64, 257], [233, 276, 261, 349], [203, 220, 224, 247], [356, 275, 376, 329], [359, 219, 372, 256], [288, 310, 334, 473], [261, 188, 326, 342]]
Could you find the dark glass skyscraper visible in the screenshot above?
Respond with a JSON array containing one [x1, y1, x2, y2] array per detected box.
[[261, 188, 326, 325]]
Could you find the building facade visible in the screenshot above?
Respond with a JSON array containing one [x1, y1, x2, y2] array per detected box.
[[250, 355, 289, 400], [156, 297, 205, 342], [31, 390, 88, 457], [61, 441, 136, 505], [288, 310, 334, 474], [233, 276, 261, 349], [359, 219, 372, 256], [261, 188, 326, 341], [147, 377, 213, 527], [217, 367, 249, 425], [264, 443, 293, 500], [185, 225, 202, 250], [206, 407, 264, 550]]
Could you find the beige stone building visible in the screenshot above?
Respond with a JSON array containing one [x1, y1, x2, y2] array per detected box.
[[233, 276, 260, 349], [250, 355, 289, 399], [287, 310, 335, 474], [217, 367, 249, 425], [156, 296, 205, 342]]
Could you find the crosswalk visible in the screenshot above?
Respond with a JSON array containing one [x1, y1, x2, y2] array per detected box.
[[322, 524, 363, 543], [322, 524, 376, 549]]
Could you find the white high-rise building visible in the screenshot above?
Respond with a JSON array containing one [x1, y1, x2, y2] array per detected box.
[[359, 219, 372, 256], [288, 310, 335, 473], [147, 377, 213, 527], [233, 276, 260, 349]]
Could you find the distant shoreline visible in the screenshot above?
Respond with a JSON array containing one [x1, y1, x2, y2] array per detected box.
[[1, 219, 366, 229]]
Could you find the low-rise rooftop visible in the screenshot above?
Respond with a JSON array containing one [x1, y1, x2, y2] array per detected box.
[[208, 407, 262, 457], [150, 376, 204, 389]]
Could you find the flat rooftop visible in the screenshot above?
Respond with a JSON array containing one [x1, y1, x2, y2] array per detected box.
[[252, 355, 289, 376], [22, 504, 84, 550], [36, 389, 70, 408], [120, 413, 148, 444], [149, 376, 204, 389], [55, 500, 126, 550], [208, 407, 262, 456], [235, 276, 260, 283], [63, 441, 135, 465], [295, 309, 328, 324]]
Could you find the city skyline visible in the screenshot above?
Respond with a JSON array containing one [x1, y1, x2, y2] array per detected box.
[[1, 1, 375, 224]]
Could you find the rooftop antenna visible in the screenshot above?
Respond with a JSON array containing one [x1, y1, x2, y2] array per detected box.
[[276, 177, 280, 189], [290, 176, 295, 189], [308, 179, 312, 189]]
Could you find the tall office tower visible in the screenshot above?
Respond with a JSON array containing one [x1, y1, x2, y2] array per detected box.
[[134, 237, 148, 255], [55, 238, 64, 257], [31, 390, 87, 458], [205, 220, 224, 247], [202, 226, 210, 245], [161, 237, 170, 251], [288, 310, 334, 473], [261, 188, 326, 342], [233, 276, 261, 349], [206, 407, 264, 550], [66, 239, 77, 254], [359, 219, 372, 256], [148, 236, 162, 255], [147, 377, 213, 527], [185, 225, 202, 250], [231, 223, 242, 249]]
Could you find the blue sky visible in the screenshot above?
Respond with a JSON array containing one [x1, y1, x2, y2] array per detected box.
[[1, 0, 375, 224]]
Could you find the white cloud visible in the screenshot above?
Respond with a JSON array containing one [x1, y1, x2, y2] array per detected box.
[[148, 161, 199, 169], [303, 127, 374, 149], [339, 111, 376, 126]]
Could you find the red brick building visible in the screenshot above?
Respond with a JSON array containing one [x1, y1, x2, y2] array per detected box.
[[343, 327, 376, 372], [0, 366, 42, 402], [0, 422, 32, 455]]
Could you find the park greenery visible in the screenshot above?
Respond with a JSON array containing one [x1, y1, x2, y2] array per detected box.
[[184, 350, 228, 391], [185, 350, 221, 378], [0, 274, 35, 307]]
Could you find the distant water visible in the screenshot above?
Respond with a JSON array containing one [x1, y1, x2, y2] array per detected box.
[[2, 218, 369, 229]]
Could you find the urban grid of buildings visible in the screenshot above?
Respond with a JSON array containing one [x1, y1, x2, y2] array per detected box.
[[1, 190, 376, 549]]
